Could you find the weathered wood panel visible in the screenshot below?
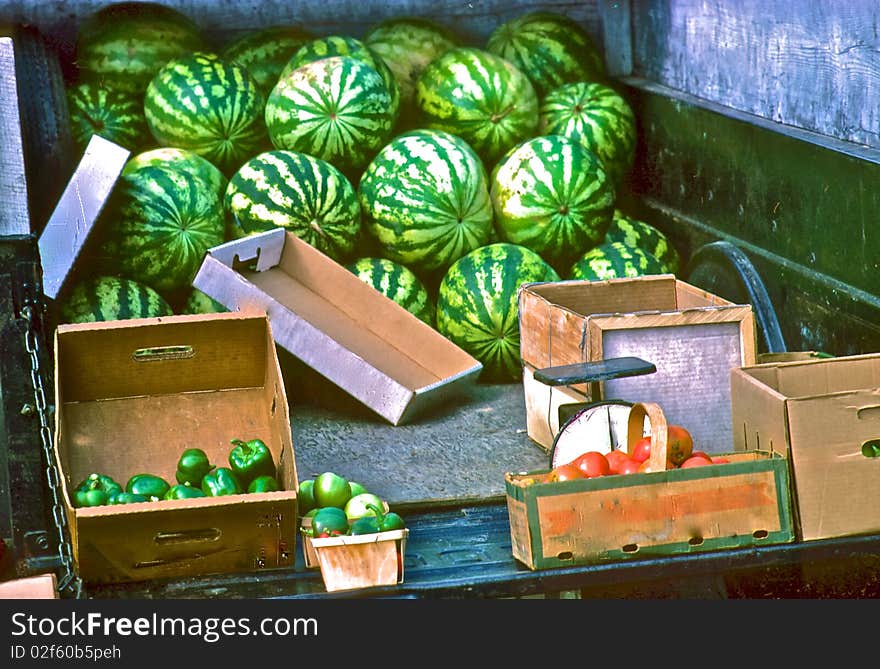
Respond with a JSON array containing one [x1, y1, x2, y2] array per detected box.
[[632, 0, 880, 149]]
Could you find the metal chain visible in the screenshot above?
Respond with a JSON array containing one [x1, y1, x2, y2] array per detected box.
[[21, 305, 85, 599]]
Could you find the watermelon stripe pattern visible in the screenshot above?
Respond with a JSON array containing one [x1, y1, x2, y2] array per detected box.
[[225, 150, 361, 260], [416, 47, 539, 167], [436, 243, 560, 382], [99, 165, 225, 296], [66, 81, 152, 153], [266, 56, 395, 176], [123, 147, 228, 200], [144, 52, 266, 173], [606, 210, 681, 275], [568, 241, 669, 281], [359, 129, 494, 274], [491, 135, 614, 272], [58, 276, 174, 324], [486, 11, 605, 99], [221, 25, 315, 97], [539, 81, 636, 190], [345, 257, 435, 326]]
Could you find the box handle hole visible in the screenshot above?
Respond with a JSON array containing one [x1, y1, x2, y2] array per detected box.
[[860, 439, 880, 458], [154, 528, 221, 545], [688, 536, 704, 547], [133, 345, 194, 362], [556, 551, 573, 561], [622, 543, 639, 554], [752, 529, 769, 540]]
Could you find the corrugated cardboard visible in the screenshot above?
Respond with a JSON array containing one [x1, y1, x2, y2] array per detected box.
[[53, 311, 298, 584], [731, 353, 880, 541], [192, 228, 483, 425], [519, 275, 757, 453], [0, 573, 58, 599]]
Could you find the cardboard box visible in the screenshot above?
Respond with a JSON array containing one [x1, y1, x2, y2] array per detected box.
[[731, 353, 880, 541], [53, 311, 299, 584], [193, 228, 483, 426], [0, 574, 58, 599], [311, 529, 408, 592], [506, 402, 795, 570], [519, 275, 757, 453]]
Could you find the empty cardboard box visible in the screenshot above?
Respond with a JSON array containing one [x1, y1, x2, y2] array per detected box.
[[192, 228, 483, 425], [53, 311, 298, 584], [519, 275, 757, 453], [731, 353, 880, 541]]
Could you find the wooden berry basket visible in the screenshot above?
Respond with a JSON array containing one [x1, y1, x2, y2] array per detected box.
[[310, 529, 408, 593], [505, 402, 795, 570]]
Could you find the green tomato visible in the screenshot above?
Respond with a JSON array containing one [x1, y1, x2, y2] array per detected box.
[[297, 479, 316, 514], [311, 506, 349, 537], [348, 481, 368, 497], [344, 492, 386, 520], [312, 472, 352, 509]]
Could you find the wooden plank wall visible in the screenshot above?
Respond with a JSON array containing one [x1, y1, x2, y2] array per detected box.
[[631, 0, 880, 151]]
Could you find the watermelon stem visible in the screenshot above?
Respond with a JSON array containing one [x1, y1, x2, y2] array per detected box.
[[309, 219, 329, 240]]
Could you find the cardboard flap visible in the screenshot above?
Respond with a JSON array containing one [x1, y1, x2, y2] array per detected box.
[[206, 228, 285, 272]]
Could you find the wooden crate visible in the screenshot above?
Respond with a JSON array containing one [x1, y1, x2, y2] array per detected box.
[[311, 529, 408, 592], [505, 402, 794, 570]]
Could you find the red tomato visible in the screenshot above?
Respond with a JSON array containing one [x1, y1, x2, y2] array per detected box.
[[691, 450, 712, 460], [630, 437, 652, 463], [711, 456, 731, 464], [572, 451, 610, 478], [638, 458, 665, 473], [666, 425, 694, 467], [549, 463, 586, 482], [617, 457, 641, 475], [605, 450, 630, 474], [679, 455, 713, 468]]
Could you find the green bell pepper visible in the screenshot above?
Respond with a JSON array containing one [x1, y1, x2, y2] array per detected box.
[[368, 503, 406, 532], [201, 467, 242, 497], [228, 438, 276, 488], [73, 473, 123, 508], [108, 492, 151, 505], [175, 448, 214, 487], [247, 475, 279, 494], [164, 483, 207, 500], [126, 474, 170, 500], [349, 515, 382, 535]]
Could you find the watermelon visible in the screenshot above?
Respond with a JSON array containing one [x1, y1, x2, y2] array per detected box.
[[66, 81, 152, 154], [96, 164, 226, 298], [436, 242, 560, 382], [123, 147, 227, 200], [358, 129, 494, 275], [221, 25, 315, 98], [74, 2, 205, 94], [606, 210, 681, 275], [415, 47, 539, 167], [57, 275, 174, 324], [179, 287, 228, 315], [490, 134, 615, 273], [225, 150, 361, 260], [279, 35, 401, 120], [539, 81, 637, 190], [144, 52, 267, 174], [486, 11, 605, 99], [266, 56, 396, 176], [568, 241, 669, 281], [345, 257, 435, 326], [364, 17, 457, 122]]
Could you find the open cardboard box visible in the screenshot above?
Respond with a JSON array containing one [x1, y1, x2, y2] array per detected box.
[[731, 353, 880, 541], [519, 275, 757, 453], [53, 311, 298, 584], [192, 228, 482, 425]]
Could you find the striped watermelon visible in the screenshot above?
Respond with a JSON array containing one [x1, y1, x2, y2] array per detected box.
[[144, 52, 267, 174], [57, 275, 174, 324], [74, 2, 204, 94], [437, 243, 560, 382], [225, 150, 361, 261], [345, 257, 435, 326], [221, 25, 315, 98], [96, 164, 225, 298], [486, 11, 605, 98], [123, 147, 227, 200], [364, 17, 457, 123], [539, 81, 637, 191], [490, 134, 615, 272], [66, 81, 152, 154], [568, 241, 669, 281], [180, 287, 228, 315], [278, 35, 401, 120], [606, 210, 681, 275], [358, 129, 494, 274], [266, 56, 396, 176], [415, 47, 539, 167]]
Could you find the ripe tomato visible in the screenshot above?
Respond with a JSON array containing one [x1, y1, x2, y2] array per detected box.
[[630, 436, 652, 463], [572, 451, 610, 478], [549, 463, 586, 482], [711, 456, 731, 464], [605, 450, 630, 474], [691, 450, 712, 460], [679, 454, 713, 468], [638, 458, 665, 473], [617, 457, 641, 475], [666, 425, 694, 467]]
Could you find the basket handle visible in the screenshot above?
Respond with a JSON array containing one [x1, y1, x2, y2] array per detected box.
[[627, 402, 669, 472]]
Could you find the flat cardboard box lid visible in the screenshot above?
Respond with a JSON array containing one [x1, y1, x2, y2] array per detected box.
[[193, 229, 483, 425]]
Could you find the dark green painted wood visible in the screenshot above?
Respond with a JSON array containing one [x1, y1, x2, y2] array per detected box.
[[620, 77, 880, 355]]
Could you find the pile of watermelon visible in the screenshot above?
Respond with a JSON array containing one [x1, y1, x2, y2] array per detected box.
[[57, 2, 683, 383]]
